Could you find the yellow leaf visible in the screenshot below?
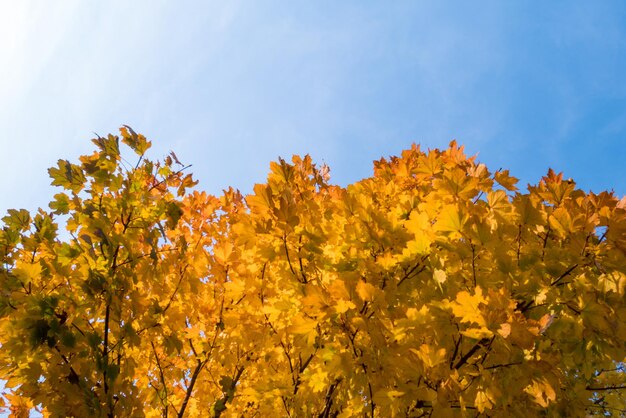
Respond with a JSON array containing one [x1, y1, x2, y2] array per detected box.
[[290, 315, 318, 347], [598, 272, 626, 295], [487, 190, 511, 215], [402, 235, 432, 257], [290, 316, 317, 335], [525, 378, 556, 407], [308, 368, 329, 393], [302, 285, 327, 310], [538, 314, 555, 334], [376, 252, 398, 269], [514, 195, 544, 226], [213, 240, 233, 264], [494, 169, 519, 191], [506, 316, 541, 349], [12, 262, 42, 285], [328, 279, 351, 301], [450, 287, 487, 327], [411, 344, 447, 368], [246, 183, 274, 215], [497, 323, 511, 338], [372, 389, 404, 406], [403, 211, 433, 256], [433, 269, 447, 291], [475, 389, 494, 412], [387, 390, 404, 398], [406, 305, 430, 322], [334, 299, 356, 314], [461, 327, 493, 339], [405, 210, 430, 234], [549, 207, 573, 237], [435, 205, 467, 235], [356, 281, 377, 302]]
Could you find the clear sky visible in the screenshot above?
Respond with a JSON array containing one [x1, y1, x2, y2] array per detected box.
[[1, 1, 625, 216]]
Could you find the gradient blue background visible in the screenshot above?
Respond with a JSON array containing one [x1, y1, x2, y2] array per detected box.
[[1, 1, 625, 216]]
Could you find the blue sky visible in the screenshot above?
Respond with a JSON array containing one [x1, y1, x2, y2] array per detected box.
[[1, 1, 625, 216]]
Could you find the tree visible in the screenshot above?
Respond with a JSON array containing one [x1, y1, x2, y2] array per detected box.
[[1, 128, 625, 417]]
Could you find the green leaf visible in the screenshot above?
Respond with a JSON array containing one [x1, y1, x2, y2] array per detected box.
[[91, 134, 120, 159], [48, 159, 87, 193], [49, 193, 70, 215], [165, 201, 184, 228], [60, 330, 77, 349], [219, 375, 234, 393], [2, 209, 31, 231], [29, 319, 51, 348]]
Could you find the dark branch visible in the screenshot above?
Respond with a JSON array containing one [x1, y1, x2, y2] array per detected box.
[[586, 385, 626, 391], [151, 341, 169, 418], [550, 264, 578, 286], [177, 359, 206, 418], [453, 337, 492, 370]]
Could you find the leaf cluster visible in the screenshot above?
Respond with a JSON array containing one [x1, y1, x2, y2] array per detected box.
[[1, 132, 625, 417]]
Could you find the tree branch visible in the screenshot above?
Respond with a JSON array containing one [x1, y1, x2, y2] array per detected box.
[[103, 302, 113, 418], [586, 385, 626, 391], [151, 341, 169, 418], [453, 337, 493, 370], [398, 255, 428, 287], [283, 235, 302, 282], [149, 164, 193, 192], [449, 334, 462, 369], [177, 359, 206, 418], [318, 378, 342, 418], [550, 264, 578, 286]]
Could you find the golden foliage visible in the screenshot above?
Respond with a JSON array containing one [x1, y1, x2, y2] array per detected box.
[[0, 131, 625, 417]]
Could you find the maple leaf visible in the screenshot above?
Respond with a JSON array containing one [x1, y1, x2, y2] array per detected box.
[[48, 159, 86, 193], [120, 125, 151, 155], [525, 378, 557, 407], [475, 389, 495, 413], [435, 204, 468, 237], [411, 344, 447, 368], [494, 169, 519, 191], [450, 287, 487, 328]]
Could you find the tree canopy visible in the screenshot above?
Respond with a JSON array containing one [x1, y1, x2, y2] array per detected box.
[[1, 128, 626, 417]]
